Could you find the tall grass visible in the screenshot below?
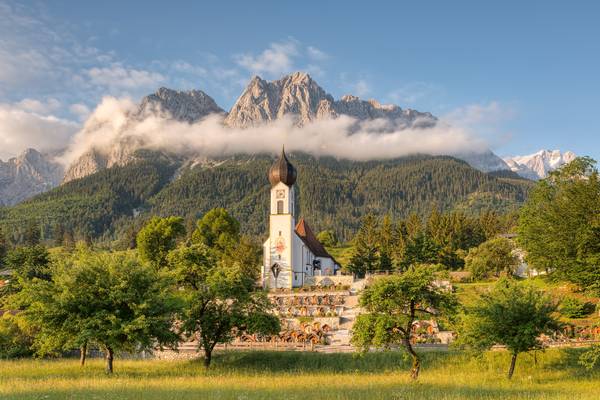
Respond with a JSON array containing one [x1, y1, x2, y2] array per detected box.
[[1, 349, 598, 399]]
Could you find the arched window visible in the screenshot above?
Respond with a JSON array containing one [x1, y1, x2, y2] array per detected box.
[[277, 200, 284, 214]]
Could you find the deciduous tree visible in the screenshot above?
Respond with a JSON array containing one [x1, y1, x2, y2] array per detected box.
[[465, 237, 519, 280], [518, 157, 600, 291], [351, 265, 457, 379], [458, 279, 560, 379], [169, 243, 279, 368], [136, 216, 185, 268], [15, 250, 180, 373]]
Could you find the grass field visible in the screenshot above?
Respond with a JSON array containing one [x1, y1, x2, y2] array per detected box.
[[1, 349, 599, 399]]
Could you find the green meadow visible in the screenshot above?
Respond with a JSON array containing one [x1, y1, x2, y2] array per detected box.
[[1, 349, 599, 399]]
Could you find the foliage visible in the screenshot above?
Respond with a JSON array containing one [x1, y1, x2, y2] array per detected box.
[[351, 264, 457, 379], [0, 154, 530, 246], [0, 154, 177, 245], [579, 345, 600, 370], [136, 216, 185, 268], [1, 245, 51, 298], [347, 214, 381, 276], [191, 208, 240, 253], [457, 279, 560, 378], [518, 157, 600, 291], [0, 313, 34, 358], [316, 230, 338, 247], [399, 232, 441, 271], [13, 250, 181, 373], [0, 228, 7, 263], [465, 237, 519, 280], [169, 242, 279, 368], [347, 209, 501, 273], [559, 297, 595, 318]]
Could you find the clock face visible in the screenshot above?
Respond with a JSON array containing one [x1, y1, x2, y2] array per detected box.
[[275, 237, 286, 254], [276, 189, 286, 199]]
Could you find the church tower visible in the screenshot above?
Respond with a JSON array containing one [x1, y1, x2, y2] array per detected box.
[[264, 147, 297, 288]]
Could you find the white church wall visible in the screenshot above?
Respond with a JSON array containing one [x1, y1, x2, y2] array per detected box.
[[317, 257, 335, 276]]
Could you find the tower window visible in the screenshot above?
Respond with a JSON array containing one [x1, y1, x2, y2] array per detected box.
[[277, 200, 284, 214]]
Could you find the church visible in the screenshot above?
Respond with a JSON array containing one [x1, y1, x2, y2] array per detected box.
[[262, 148, 339, 289]]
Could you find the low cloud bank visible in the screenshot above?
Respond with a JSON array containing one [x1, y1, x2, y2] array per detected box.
[[57, 96, 489, 166], [0, 101, 79, 160]]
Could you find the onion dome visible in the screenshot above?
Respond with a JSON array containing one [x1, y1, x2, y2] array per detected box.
[[268, 147, 297, 186]]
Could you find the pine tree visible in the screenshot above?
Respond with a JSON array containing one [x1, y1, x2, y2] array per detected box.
[[378, 215, 395, 271], [0, 229, 7, 264], [23, 221, 40, 246], [348, 214, 380, 277], [53, 224, 65, 248]]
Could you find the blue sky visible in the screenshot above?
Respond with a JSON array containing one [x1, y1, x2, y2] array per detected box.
[[1, 0, 599, 160]]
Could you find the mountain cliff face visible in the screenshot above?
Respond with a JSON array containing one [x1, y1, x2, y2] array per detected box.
[[5, 72, 526, 204], [136, 87, 225, 122], [455, 150, 510, 173], [0, 149, 63, 206], [62, 88, 225, 183], [503, 150, 576, 180], [224, 72, 436, 128]]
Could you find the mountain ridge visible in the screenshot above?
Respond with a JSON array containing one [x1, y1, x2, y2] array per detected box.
[[0, 148, 63, 206], [0, 72, 553, 206], [503, 149, 576, 179]]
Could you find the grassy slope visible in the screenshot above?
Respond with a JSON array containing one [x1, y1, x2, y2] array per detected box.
[[1, 350, 599, 399], [454, 277, 600, 327]]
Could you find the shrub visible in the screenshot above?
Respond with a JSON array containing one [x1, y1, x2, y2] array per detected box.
[[0, 314, 33, 359], [560, 297, 595, 318]]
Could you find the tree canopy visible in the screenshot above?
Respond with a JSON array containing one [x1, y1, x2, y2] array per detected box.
[[465, 237, 519, 280], [458, 279, 560, 378], [13, 250, 181, 373], [351, 265, 457, 379], [136, 216, 185, 268], [518, 157, 600, 291]]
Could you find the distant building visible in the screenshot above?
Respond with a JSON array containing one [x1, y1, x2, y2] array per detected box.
[[262, 148, 338, 289]]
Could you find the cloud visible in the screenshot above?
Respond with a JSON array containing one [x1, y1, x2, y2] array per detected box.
[[307, 46, 329, 61], [69, 103, 91, 121], [87, 64, 166, 91], [443, 101, 516, 148], [15, 98, 61, 114], [0, 102, 79, 160], [444, 101, 516, 126], [235, 40, 299, 77], [235, 40, 329, 78], [59, 96, 488, 167], [387, 82, 442, 105], [171, 61, 207, 77]]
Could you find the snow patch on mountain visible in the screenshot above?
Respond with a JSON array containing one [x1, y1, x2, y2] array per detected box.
[[503, 150, 576, 180]]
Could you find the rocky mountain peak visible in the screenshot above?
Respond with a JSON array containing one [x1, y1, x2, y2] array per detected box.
[[224, 72, 435, 128], [0, 148, 63, 206], [503, 149, 576, 180], [136, 87, 224, 123]]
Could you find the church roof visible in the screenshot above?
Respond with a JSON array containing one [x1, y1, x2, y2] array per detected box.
[[268, 147, 297, 186], [295, 218, 332, 258]]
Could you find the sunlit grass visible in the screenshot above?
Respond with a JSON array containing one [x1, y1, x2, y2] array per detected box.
[[1, 349, 598, 399]]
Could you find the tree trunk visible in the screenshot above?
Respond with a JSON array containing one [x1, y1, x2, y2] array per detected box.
[[105, 346, 114, 374], [404, 300, 420, 380], [507, 352, 518, 379], [79, 343, 87, 367], [203, 348, 212, 369], [404, 336, 421, 380]]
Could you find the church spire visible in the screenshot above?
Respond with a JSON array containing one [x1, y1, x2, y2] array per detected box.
[[268, 146, 297, 186]]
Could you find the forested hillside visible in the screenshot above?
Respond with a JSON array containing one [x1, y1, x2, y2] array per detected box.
[[0, 152, 532, 245]]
